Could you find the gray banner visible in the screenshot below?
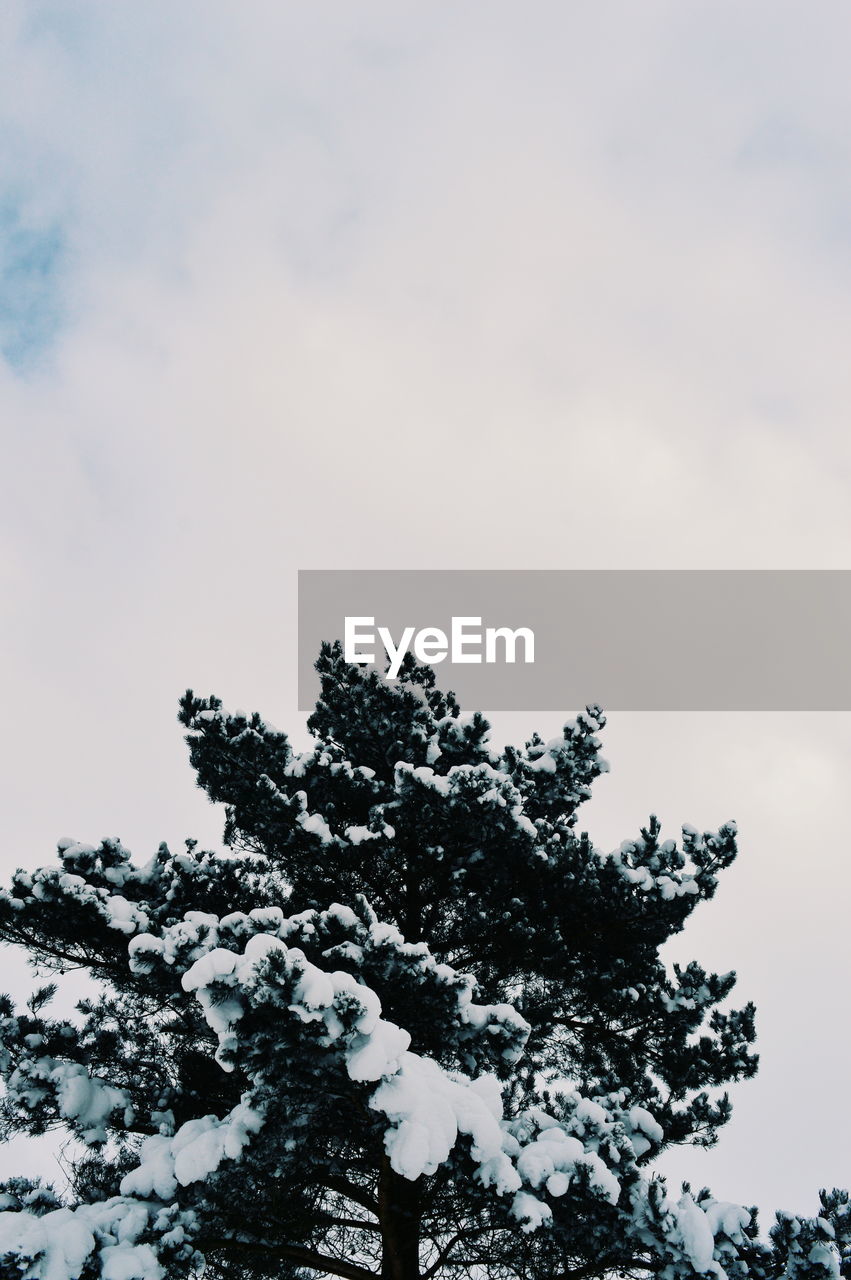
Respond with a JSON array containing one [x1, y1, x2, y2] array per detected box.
[[297, 570, 851, 712]]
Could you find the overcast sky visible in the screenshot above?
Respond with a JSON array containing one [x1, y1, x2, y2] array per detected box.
[[2, 0, 850, 1227]]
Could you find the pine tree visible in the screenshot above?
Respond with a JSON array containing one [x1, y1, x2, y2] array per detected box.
[[0, 642, 846, 1280]]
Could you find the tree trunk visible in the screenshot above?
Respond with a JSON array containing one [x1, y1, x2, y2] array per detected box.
[[378, 1155, 421, 1280]]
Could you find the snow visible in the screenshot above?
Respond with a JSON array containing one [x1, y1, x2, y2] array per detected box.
[[345, 825, 379, 845], [100, 1244, 163, 1280], [173, 1102, 264, 1185], [182, 930, 408, 1071], [517, 1130, 588, 1186], [284, 751, 313, 777], [119, 1136, 179, 1200], [395, 759, 539, 842], [0, 1202, 165, 1280], [248, 906, 285, 929], [127, 931, 165, 973], [139, 902, 638, 1239], [703, 1201, 752, 1240], [370, 1055, 519, 1188], [324, 903, 361, 930], [512, 811, 539, 838], [574, 1097, 609, 1127], [396, 762, 453, 795], [170, 910, 558, 1209], [104, 895, 148, 934], [525, 750, 558, 773], [180, 946, 253, 1041], [149, 910, 221, 966], [610, 838, 708, 902], [510, 1190, 553, 1232], [4, 1053, 132, 1147], [347, 1020, 410, 1081], [299, 810, 336, 843], [627, 1104, 664, 1156], [0, 702, 808, 1280], [291, 956, 337, 1011], [182, 945, 237, 986], [676, 1193, 716, 1273], [120, 1099, 265, 1198], [514, 1125, 621, 1206], [50, 1062, 129, 1143], [460, 998, 529, 1064], [4, 882, 776, 1280], [0, 1208, 96, 1280]]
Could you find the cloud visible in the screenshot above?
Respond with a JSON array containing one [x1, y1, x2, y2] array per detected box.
[[0, 200, 65, 367], [2, 0, 851, 1218]]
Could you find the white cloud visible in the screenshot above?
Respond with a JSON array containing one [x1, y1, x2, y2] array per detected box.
[[1, 0, 850, 1220]]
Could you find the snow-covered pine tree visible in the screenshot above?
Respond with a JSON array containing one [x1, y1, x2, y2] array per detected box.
[[0, 642, 846, 1280]]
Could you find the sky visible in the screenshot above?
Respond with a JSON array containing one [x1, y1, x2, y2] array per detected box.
[[1, 0, 850, 1228]]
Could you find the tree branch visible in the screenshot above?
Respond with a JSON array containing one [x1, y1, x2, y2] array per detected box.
[[209, 1236, 379, 1280]]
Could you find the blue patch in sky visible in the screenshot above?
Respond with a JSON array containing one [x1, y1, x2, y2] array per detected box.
[[0, 202, 66, 370]]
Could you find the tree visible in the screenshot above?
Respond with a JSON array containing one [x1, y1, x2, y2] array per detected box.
[[0, 642, 846, 1280]]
